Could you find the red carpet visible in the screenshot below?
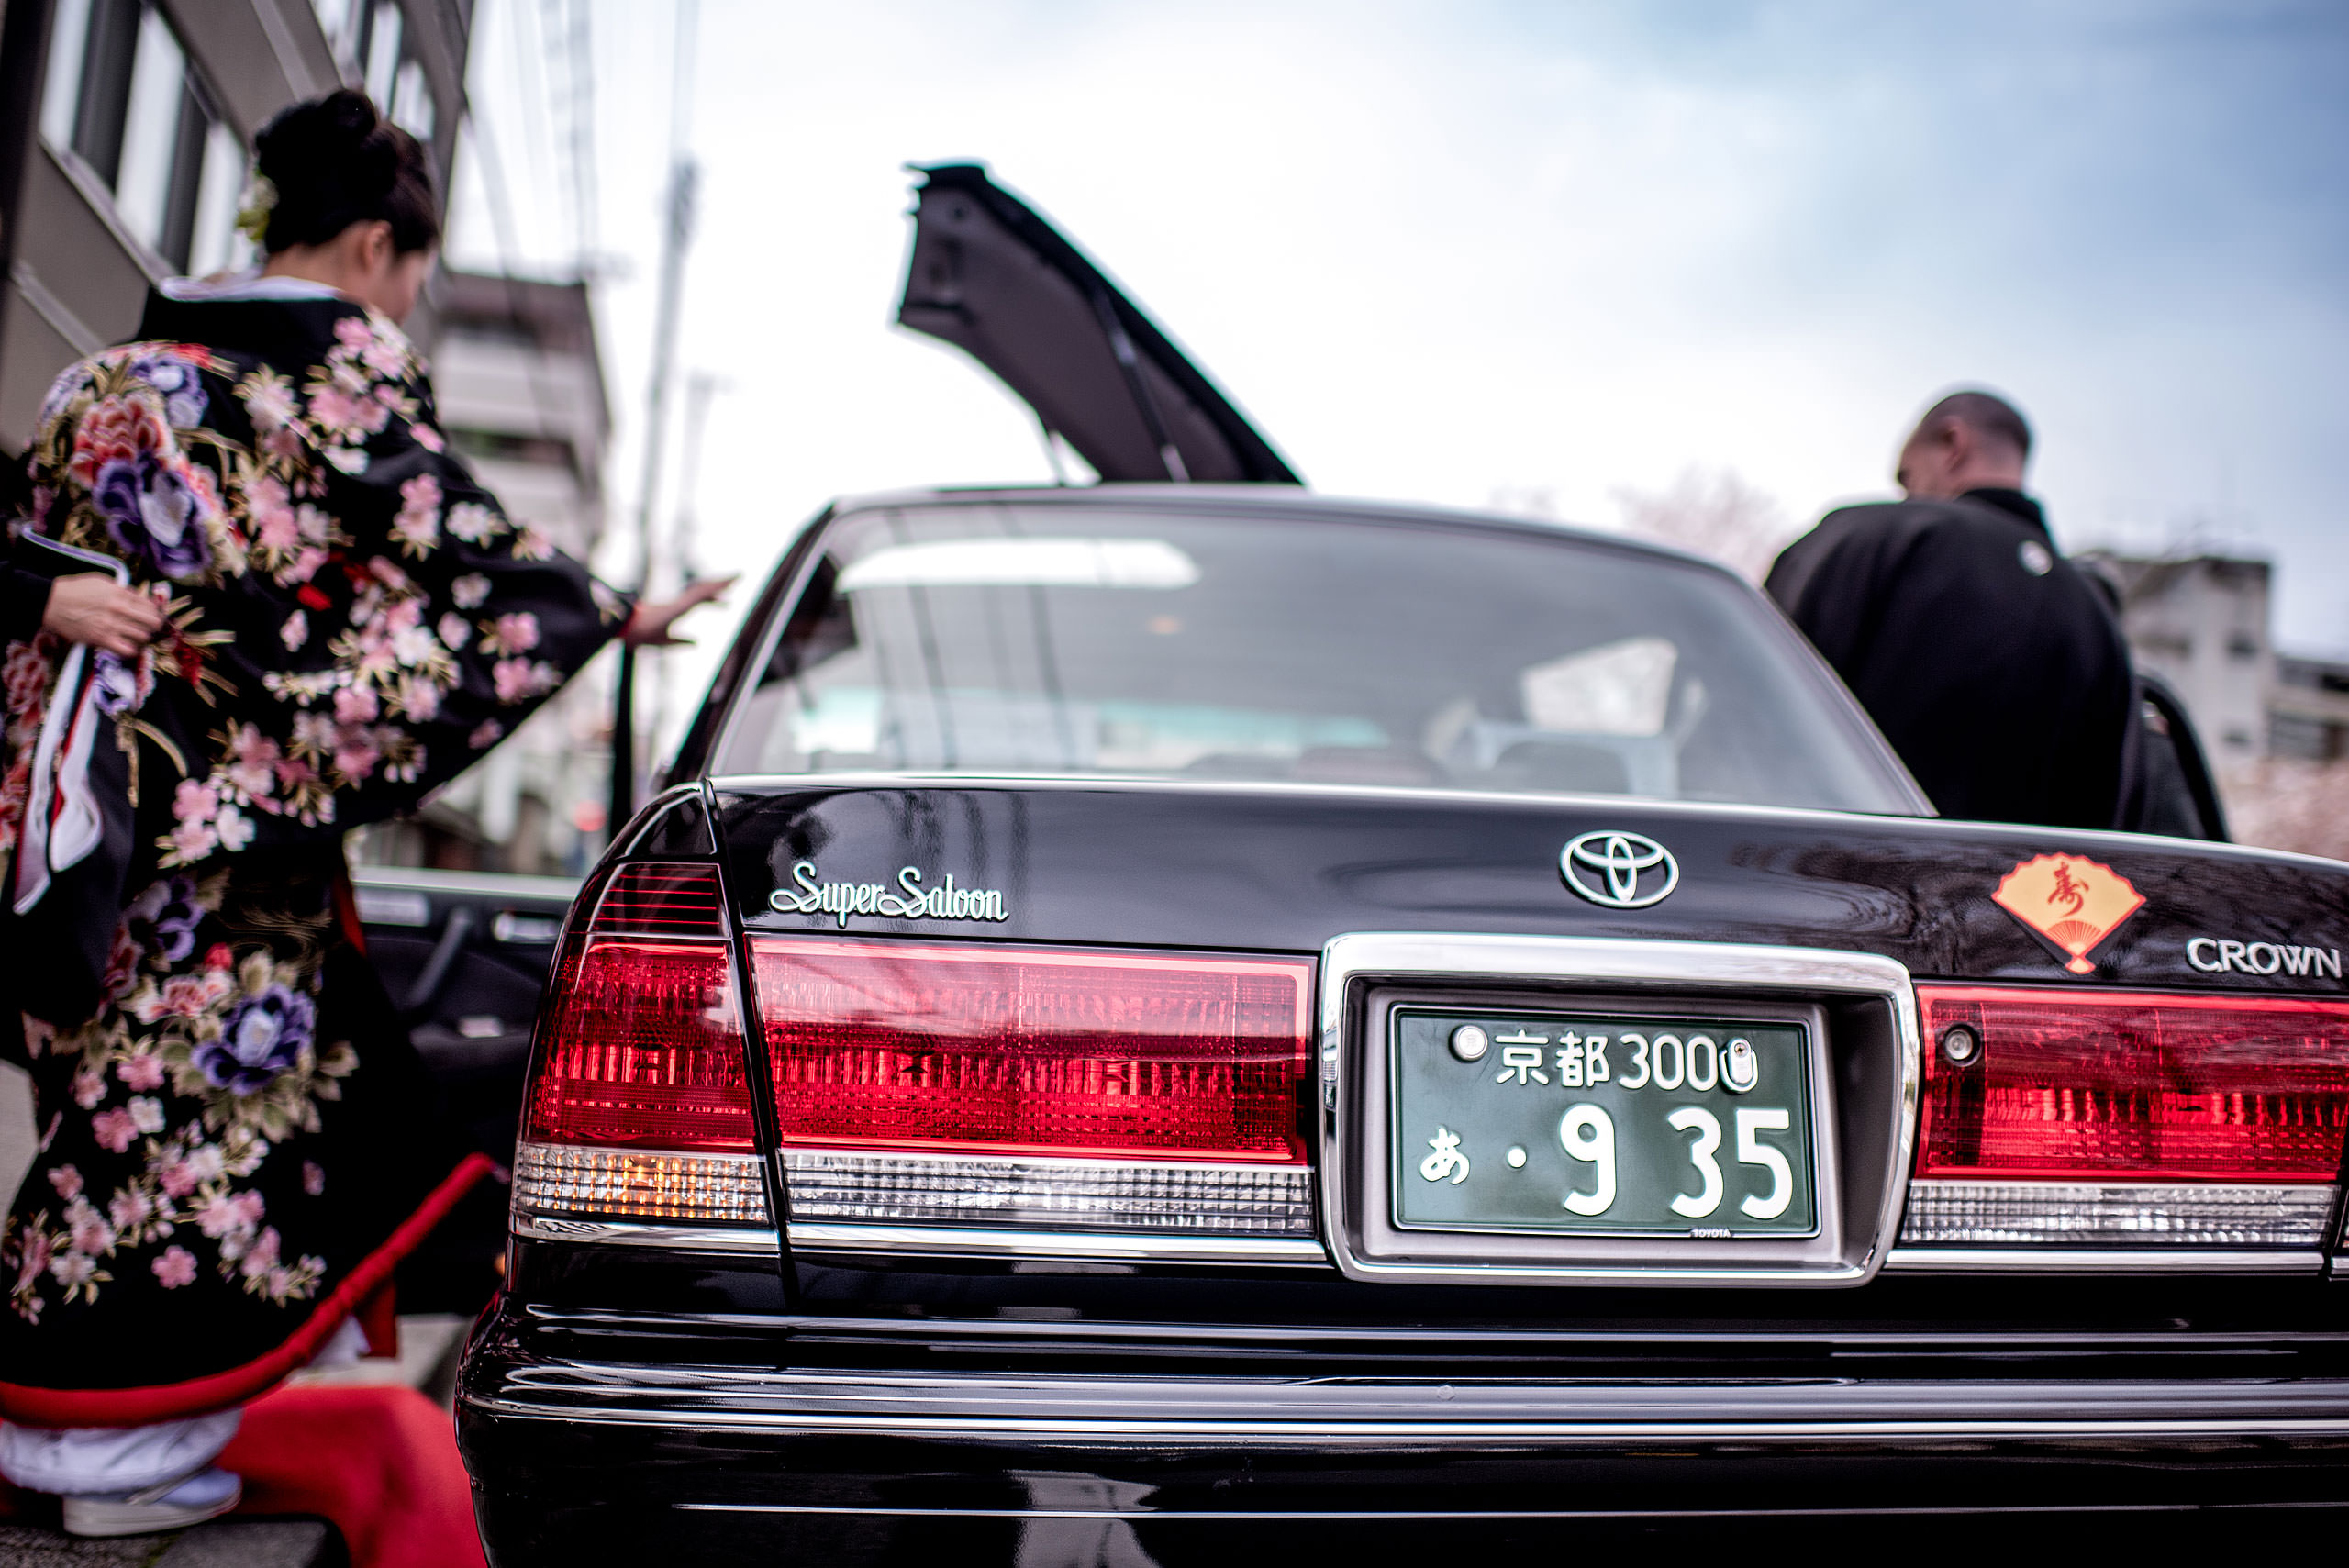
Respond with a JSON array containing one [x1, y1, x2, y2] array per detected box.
[[222, 1383, 485, 1568]]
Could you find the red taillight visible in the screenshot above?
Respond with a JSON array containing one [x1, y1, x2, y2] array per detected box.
[[511, 862, 769, 1229], [524, 937, 755, 1151], [750, 938, 1313, 1163], [591, 862, 725, 935], [1901, 986, 2349, 1251], [1917, 986, 2349, 1183]]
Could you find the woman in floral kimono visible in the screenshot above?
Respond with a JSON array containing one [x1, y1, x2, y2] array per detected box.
[[0, 91, 722, 1535]]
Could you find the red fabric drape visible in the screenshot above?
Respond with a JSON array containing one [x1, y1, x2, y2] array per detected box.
[[0, 1382, 487, 1566], [223, 1383, 485, 1568]]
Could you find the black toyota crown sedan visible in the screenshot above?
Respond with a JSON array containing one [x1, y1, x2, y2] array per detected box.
[[454, 168, 2349, 1560]]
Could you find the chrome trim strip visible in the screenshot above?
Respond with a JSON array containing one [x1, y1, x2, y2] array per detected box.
[[466, 1397, 2349, 1445], [709, 772, 1938, 830], [676, 1493, 2349, 1520], [1316, 933, 1919, 1287], [460, 1359, 2349, 1443], [1887, 1247, 2325, 1274], [785, 1148, 1308, 1178], [785, 1222, 1328, 1263], [350, 865, 584, 903], [674, 1504, 2333, 1520], [510, 1215, 781, 1253]]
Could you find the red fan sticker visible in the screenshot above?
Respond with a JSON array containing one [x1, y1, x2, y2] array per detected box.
[[1992, 853, 2146, 975]]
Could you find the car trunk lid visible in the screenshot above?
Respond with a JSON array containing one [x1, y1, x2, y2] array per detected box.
[[896, 162, 1301, 485]]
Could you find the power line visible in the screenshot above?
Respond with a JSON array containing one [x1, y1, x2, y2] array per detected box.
[[507, 0, 555, 250], [458, 98, 562, 418], [645, 369, 727, 768], [607, 0, 700, 835], [672, 371, 727, 583], [551, 0, 597, 272]]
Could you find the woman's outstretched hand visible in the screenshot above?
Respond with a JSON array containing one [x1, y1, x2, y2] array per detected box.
[[41, 573, 165, 657], [620, 575, 737, 648]]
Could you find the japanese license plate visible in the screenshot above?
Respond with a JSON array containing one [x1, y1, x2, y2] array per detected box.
[[1391, 1008, 1818, 1238]]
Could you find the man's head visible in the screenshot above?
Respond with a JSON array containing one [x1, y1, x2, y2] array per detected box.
[[1896, 389, 2032, 500]]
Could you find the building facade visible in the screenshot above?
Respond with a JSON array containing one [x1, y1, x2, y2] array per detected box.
[[2085, 553, 2274, 770], [2085, 550, 2349, 837], [0, 0, 472, 449], [2272, 655, 2349, 765]]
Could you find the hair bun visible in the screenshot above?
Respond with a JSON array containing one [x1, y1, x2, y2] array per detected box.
[[255, 90, 389, 196], [249, 89, 440, 255]]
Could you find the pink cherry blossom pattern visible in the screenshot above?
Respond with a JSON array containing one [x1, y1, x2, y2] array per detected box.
[[92, 1106, 139, 1153]]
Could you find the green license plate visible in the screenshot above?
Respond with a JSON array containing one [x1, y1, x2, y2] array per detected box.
[[1391, 1008, 1817, 1238]]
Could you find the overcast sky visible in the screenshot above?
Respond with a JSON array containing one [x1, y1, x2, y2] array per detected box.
[[447, 0, 2349, 745]]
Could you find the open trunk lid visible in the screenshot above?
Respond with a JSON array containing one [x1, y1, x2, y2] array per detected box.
[[896, 162, 1301, 485]]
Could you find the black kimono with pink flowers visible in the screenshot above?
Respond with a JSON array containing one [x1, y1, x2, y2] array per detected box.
[[0, 288, 624, 1425]]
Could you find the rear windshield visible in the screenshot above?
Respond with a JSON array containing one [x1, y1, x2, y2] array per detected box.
[[716, 504, 1920, 814]]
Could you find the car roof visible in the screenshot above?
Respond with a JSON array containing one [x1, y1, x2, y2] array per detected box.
[[819, 483, 1751, 584]]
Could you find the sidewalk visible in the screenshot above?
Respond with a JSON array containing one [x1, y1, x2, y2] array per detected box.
[[0, 1519, 332, 1566]]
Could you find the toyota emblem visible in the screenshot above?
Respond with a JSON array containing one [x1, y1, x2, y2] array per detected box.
[[1560, 831, 1678, 909]]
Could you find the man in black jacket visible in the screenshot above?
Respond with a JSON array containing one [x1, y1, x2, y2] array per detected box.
[[1765, 391, 2136, 828]]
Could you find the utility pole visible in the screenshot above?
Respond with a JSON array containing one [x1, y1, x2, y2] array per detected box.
[[608, 0, 698, 840], [672, 372, 725, 582], [646, 371, 725, 756]]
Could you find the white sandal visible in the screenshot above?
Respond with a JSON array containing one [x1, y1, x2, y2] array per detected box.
[[60, 1465, 242, 1538]]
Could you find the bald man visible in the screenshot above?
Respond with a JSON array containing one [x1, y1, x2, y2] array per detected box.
[[1765, 391, 2136, 828]]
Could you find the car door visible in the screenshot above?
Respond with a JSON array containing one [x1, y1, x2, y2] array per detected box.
[[355, 865, 578, 1307]]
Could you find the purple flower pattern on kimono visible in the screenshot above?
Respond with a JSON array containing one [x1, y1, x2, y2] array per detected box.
[[2, 869, 345, 1324]]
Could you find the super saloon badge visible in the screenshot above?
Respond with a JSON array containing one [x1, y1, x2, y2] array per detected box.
[[1561, 831, 1678, 909], [771, 862, 1010, 928]]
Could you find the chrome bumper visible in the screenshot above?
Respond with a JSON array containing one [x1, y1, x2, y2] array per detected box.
[[464, 1355, 2349, 1444]]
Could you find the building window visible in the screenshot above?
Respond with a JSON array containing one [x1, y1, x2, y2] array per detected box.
[[311, 0, 365, 70], [2271, 714, 2347, 763], [351, 4, 435, 145], [362, 1, 403, 106], [391, 58, 436, 142], [37, 0, 93, 151], [187, 118, 247, 276], [115, 6, 192, 255], [39, 0, 250, 276], [448, 428, 578, 470]]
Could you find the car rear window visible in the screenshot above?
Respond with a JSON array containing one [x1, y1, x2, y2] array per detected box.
[[714, 504, 1920, 814]]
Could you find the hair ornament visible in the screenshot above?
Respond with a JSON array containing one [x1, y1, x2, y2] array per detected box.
[[234, 172, 278, 245]]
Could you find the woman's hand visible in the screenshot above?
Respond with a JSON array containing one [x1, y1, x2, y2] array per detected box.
[[40, 573, 165, 657], [621, 576, 736, 648]]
